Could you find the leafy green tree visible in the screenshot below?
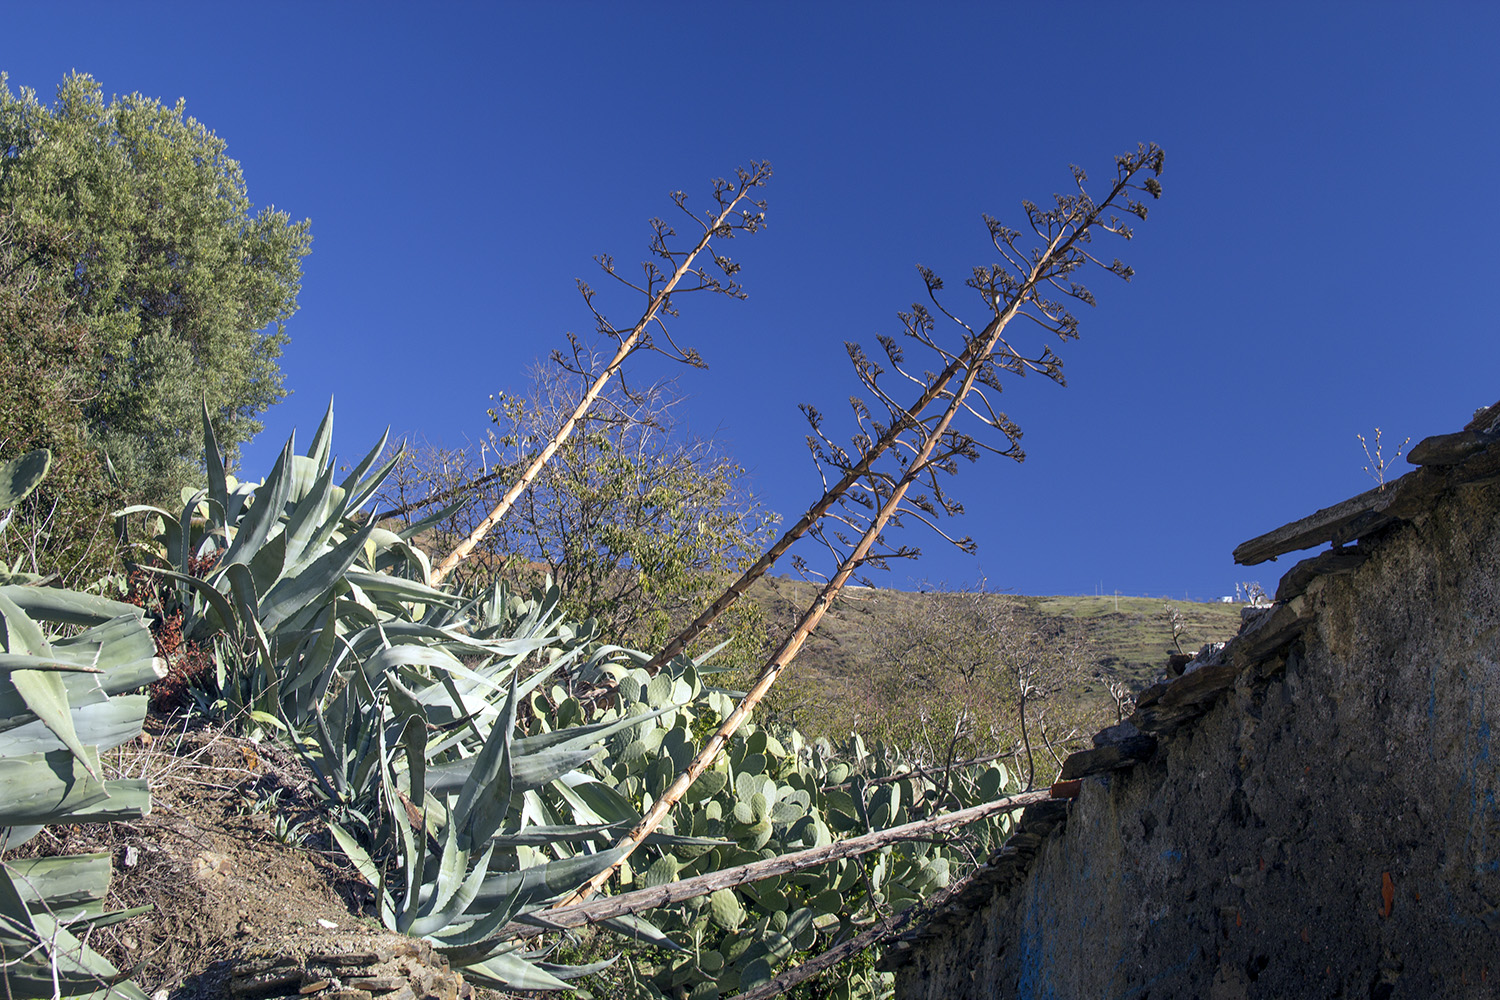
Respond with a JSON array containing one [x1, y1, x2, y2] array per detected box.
[[0, 211, 123, 585], [0, 71, 311, 501], [381, 370, 778, 659]]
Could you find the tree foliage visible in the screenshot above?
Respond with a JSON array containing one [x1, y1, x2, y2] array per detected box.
[[867, 585, 1102, 787], [0, 211, 123, 585], [381, 371, 778, 659], [0, 72, 311, 501]]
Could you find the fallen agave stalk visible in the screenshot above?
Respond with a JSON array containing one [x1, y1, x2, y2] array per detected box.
[[555, 146, 1164, 910], [498, 787, 1057, 941], [430, 162, 771, 587]]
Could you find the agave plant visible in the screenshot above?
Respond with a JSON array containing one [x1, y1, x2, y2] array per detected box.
[[117, 401, 464, 725], [303, 580, 732, 990], [119, 407, 696, 990], [116, 406, 1022, 996], [0, 449, 163, 999]]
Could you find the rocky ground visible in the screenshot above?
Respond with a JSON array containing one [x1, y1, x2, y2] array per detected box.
[[6, 714, 486, 1000]]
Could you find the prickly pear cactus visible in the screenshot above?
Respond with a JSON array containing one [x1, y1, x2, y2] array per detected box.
[[530, 659, 1019, 999]]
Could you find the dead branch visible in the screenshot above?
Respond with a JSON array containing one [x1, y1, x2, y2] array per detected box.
[[504, 788, 1053, 941]]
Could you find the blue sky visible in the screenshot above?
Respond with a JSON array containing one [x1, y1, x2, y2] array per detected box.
[[6, 4, 1498, 600]]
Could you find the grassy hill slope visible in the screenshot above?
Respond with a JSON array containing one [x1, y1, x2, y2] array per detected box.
[[741, 578, 1244, 748]]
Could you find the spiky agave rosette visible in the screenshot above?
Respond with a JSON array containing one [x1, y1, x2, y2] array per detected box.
[[0, 448, 164, 999]]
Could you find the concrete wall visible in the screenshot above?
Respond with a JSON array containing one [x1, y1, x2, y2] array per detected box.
[[888, 467, 1500, 998]]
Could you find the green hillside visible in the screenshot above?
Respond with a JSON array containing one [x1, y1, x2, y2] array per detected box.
[[742, 578, 1245, 749]]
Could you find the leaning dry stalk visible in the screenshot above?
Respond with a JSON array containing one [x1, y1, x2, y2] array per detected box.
[[505, 788, 1053, 940], [560, 273, 1040, 907], [561, 147, 1162, 906], [375, 464, 510, 523], [645, 168, 1139, 671], [430, 168, 769, 587], [642, 317, 998, 670]]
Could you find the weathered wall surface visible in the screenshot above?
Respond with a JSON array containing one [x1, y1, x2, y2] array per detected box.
[[886, 406, 1500, 999]]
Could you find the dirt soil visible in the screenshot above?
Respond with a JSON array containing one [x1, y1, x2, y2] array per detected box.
[[5, 712, 387, 998]]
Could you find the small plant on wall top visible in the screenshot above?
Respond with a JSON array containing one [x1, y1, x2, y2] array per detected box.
[[1357, 427, 1410, 491]]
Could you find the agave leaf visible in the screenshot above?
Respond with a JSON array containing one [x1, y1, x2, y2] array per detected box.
[[512, 705, 672, 757], [685, 637, 734, 667], [222, 438, 295, 569], [376, 720, 424, 934], [225, 558, 261, 626], [642, 831, 732, 849], [0, 866, 146, 999], [431, 745, 602, 797], [328, 822, 382, 889], [453, 679, 517, 851], [343, 443, 403, 514], [365, 643, 473, 684], [337, 428, 393, 512], [0, 590, 49, 656], [0, 450, 50, 509], [0, 587, 144, 628], [510, 747, 603, 792], [146, 566, 240, 636], [409, 843, 496, 938], [344, 570, 464, 609], [0, 613, 160, 706], [0, 749, 150, 835], [395, 496, 471, 544], [365, 527, 431, 580], [4, 852, 110, 918], [425, 873, 526, 954], [282, 614, 342, 724], [202, 401, 230, 518], [452, 847, 628, 945], [459, 951, 576, 991], [58, 902, 155, 932], [282, 457, 339, 570], [54, 614, 156, 675], [174, 489, 207, 576], [306, 399, 335, 469], [421, 830, 470, 927], [600, 913, 687, 953], [553, 779, 641, 826], [485, 823, 618, 847], [259, 523, 374, 633], [0, 695, 149, 757], [0, 654, 102, 674], [0, 629, 90, 780], [489, 846, 628, 906], [536, 957, 619, 981]]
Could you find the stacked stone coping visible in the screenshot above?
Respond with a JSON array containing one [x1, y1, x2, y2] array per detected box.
[[877, 397, 1500, 974]]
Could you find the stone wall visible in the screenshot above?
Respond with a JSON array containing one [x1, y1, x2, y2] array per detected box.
[[884, 400, 1500, 999]]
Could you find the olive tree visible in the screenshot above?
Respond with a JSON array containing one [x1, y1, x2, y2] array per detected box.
[[0, 72, 311, 502], [0, 212, 123, 585]]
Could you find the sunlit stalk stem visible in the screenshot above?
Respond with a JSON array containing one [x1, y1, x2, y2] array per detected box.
[[430, 180, 766, 587]]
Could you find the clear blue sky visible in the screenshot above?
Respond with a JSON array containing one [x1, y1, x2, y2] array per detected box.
[[7, 4, 1498, 600]]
